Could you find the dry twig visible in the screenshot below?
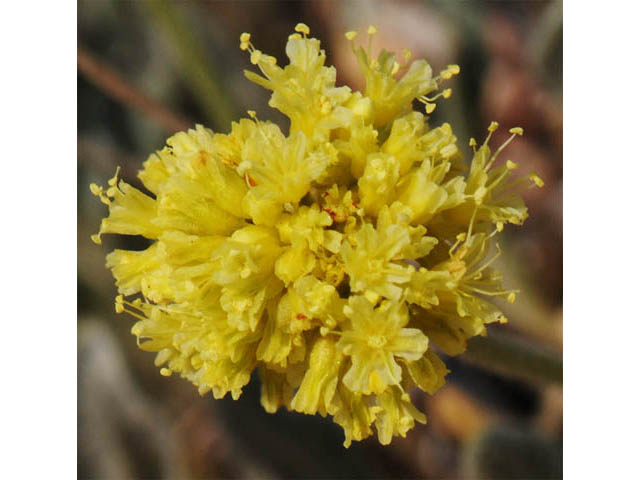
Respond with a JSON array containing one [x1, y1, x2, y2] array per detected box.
[[78, 45, 192, 134]]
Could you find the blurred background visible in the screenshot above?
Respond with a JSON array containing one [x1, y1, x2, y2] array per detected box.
[[78, 1, 562, 478]]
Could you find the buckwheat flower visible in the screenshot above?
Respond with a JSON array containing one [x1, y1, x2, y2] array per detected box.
[[91, 23, 542, 447]]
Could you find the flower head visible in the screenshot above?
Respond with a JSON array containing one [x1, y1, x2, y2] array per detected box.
[[91, 24, 541, 447]]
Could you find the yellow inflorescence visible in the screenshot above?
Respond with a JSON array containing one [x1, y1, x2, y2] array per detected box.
[[91, 25, 541, 447]]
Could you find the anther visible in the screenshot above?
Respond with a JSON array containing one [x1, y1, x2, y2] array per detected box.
[[115, 295, 124, 313], [295, 23, 310, 35], [529, 173, 544, 187], [367, 25, 377, 35], [509, 127, 524, 135], [345, 31, 357, 40]]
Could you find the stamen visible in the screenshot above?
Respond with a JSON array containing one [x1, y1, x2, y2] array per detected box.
[[294, 23, 310, 36], [476, 124, 497, 159], [120, 297, 148, 315], [466, 242, 490, 274], [320, 327, 342, 337], [466, 244, 502, 280], [240, 34, 277, 79], [485, 132, 518, 172], [485, 169, 511, 192], [345, 31, 357, 41], [367, 25, 377, 58], [449, 232, 467, 257], [107, 166, 121, 187], [90, 186, 110, 206], [464, 286, 519, 298], [115, 295, 124, 313], [123, 307, 147, 322], [490, 176, 529, 198], [420, 89, 451, 103], [439, 65, 460, 80], [465, 206, 478, 245], [398, 384, 410, 401], [440, 70, 452, 80], [239, 32, 251, 50], [529, 173, 545, 188]]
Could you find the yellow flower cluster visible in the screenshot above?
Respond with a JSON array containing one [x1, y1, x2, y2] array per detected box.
[[91, 24, 542, 447]]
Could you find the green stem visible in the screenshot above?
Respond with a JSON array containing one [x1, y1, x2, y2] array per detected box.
[[142, 0, 236, 131], [461, 329, 562, 385]]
